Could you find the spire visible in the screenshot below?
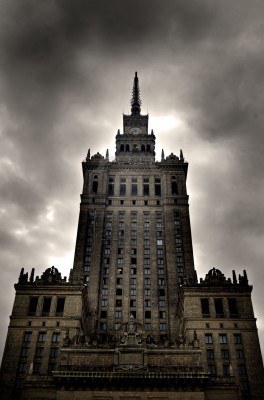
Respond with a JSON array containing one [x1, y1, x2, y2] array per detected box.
[[131, 71, 141, 115]]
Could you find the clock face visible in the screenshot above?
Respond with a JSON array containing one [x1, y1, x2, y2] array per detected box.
[[130, 127, 142, 135]]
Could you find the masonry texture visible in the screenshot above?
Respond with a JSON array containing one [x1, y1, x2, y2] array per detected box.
[[0, 73, 264, 399]]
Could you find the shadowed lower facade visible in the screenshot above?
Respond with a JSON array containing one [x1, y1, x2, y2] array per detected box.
[[1, 73, 264, 399]]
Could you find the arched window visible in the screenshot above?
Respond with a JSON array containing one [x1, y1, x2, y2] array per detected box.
[[147, 144, 151, 152], [120, 144, 124, 151], [141, 144, 146, 152], [126, 144, 130, 152]]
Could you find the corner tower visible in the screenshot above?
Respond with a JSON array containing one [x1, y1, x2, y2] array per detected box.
[[71, 72, 196, 344]]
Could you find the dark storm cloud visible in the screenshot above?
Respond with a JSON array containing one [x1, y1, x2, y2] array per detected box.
[[1, 0, 264, 360]]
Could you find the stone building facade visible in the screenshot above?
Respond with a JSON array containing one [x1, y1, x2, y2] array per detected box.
[[0, 73, 264, 399]]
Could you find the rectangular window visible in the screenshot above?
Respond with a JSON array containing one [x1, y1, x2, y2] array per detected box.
[[219, 334, 227, 344], [144, 213, 150, 219], [175, 237, 182, 244], [201, 298, 210, 316], [116, 299, 122, 307], [116, 277, 123, 285], [236, 349, 244, 359], [104, 248, 111, 255], [101, 310, 107, 318], [143, 178, 149, 196], [159, 311, 166, 319], [144, 278, 151, 285], [117, 258, 124, 265], [177, 266, 184, 273], [130, 300, 136, 307], [55, 298, 65, 316], [35, 347, 43, 357], [144, 268, 150, 275], [18, 362, 27, 373], [114, 323, 121, 330], [130, 278, 136, 285], [28, 297, 38, 316], [205, 334, 213, 344], [118, 212, 125, 219], [158, 278, 165, 285], [23, 332, 32, 342], [145, 299, 151, 307], [159, 300, 166, 307], [159, 323, 166, 330], [158, 288, 165, 296], [101, 299, 108, 307], [221, 349, 229, 359], [158, 268, 165, 275], [38, 332, 46, 342], [223, 364, 230, 375], [42, 297, 51, 317], [130, 268, 137, 275], [144, 258, 150, 265], [115, 311, 122, 318], [120, 178, 126, 196], [144, 289, 151, 296], [131, 248, 137, 255], [157, 249, 163, 255], [50, 347, 59, 358], [208, 364, 216, 375], [118, 248, 124, 255], [103, 267, 109, 274], [131, 239, 137, 246], [228, 298, 238, 317], [131, 230, 137, 237], [237, 364, 247, 375], [52, 332, 60, 343], [131, 182, 138, 196], [108, 177, 115, 195], [157, 258, 164, 265], [145, 311, 151, 319], [100, 322, 107, 331], [21, 347, 29, 357], [130, 289, 136, 296], [215, 298, 224, 317], [157, 239, 163, 246], [102, 277, 108, 285], [144, 323, 151, 330], [117, 268, 123, 275], [207, 349, 214, 359], [233, 333, 242, 344], [116, 288, 122, 295], [101, 288, 108, 295], [155, 182, 161, 196]]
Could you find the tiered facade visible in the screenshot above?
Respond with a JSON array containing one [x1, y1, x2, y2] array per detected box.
[[1, 73, 263, 399]]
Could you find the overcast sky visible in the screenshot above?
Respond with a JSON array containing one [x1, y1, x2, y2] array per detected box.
[[1, 0, 264, 361]]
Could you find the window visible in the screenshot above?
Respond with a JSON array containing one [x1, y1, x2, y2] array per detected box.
[[131, 230, 137, 237], [131, 212, 137, 219], [178, 276, 184, 284], [157, 258, 164, 265], [157, 249, 163, 255], [145, 299, 151, 307], [207, 349, 214, 359], [159, 311, 166, 319], [171, 179, 178, 195], [159, 323, 166, 330], [117, 258, 123, 265], [233, 333, 242, 344], [120, 178, 126, 196], [119, 212, 125, 219], [237, 364, 247, 375], [104, 248, 111, 255], [83, 265, 90, 272], [131, 239, 137, 246], [102, 277, 108, 285], [117, 268, 123, 275], [201, 298, 210, 316], [143, 178, 149, 195], [144, 258, 150, 265], [101, 288, 108, 295], [145, 289, 151, 296], [144, 230, 150, 238], [144, 213, 150, 219], [100, 322, 107, 331], [144, 278, 151, 285], [92, 180, 98, 194], [115, 323, 121, 330], [131, 258, 137, 265], [156, 231, 162, 237], [177, 266, 184, 273], [144, 268, 150, 275], [50, 348, 59, 358], [130, 289, 136, 296], [116, 299, 122, 307], [208, 364, 216, 375], [38, 332, 46, 342], [23, 332, 32, 342], [144, 239, 150, 246], [159, 300, 166, 307], [145, 323, 151, 330], [228, 298, 238, 317], [130, 300, 136, 307], [131, 222, 137, 228], [157, 239, 163, 246], [145, 311, 151, 319], [223, 364, 230, 375], [205, 334, 213, 344], [240, 380, 250, 391], [219, 334, 227, 344], [116, 288, 122, 295], [155, 178, 161, 196], [158, 288, 165, 296], [215, 298, 224, 317], [28, 297, 38, 316], [21, 347, 29, 357], [42, 297, 51, 317], [144, 221, 150, 228], [131, 180, 138, 196], [176, 247, 182, 253], [221, 349, 229, 359], [130, 278, 136, 285], [55, 298, 65, 316], [131, 248, 137, 255], [18, 362, 27, 373], [52, 332, 60, 343], [130, 268, 137, 275], [116, 277, 123, 285], [158, 278, 165, 285], [158, 268, 165, 275], [115, 311, 122, 318], [144, 248, 150, 255], [176, 256, 183, 263], [175, 237, 182, 244], [236, 349, 244, 359], [103, 258, 110, 265], [101, 299, 108, 307]]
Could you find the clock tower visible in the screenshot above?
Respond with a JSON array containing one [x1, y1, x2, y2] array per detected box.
[[115, 72, 155, 163]]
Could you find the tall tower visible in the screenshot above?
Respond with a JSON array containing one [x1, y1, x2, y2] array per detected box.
[[71, 72, 196, 344]]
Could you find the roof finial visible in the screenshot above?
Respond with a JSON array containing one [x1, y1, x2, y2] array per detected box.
[[131, 71, 141, 115]]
